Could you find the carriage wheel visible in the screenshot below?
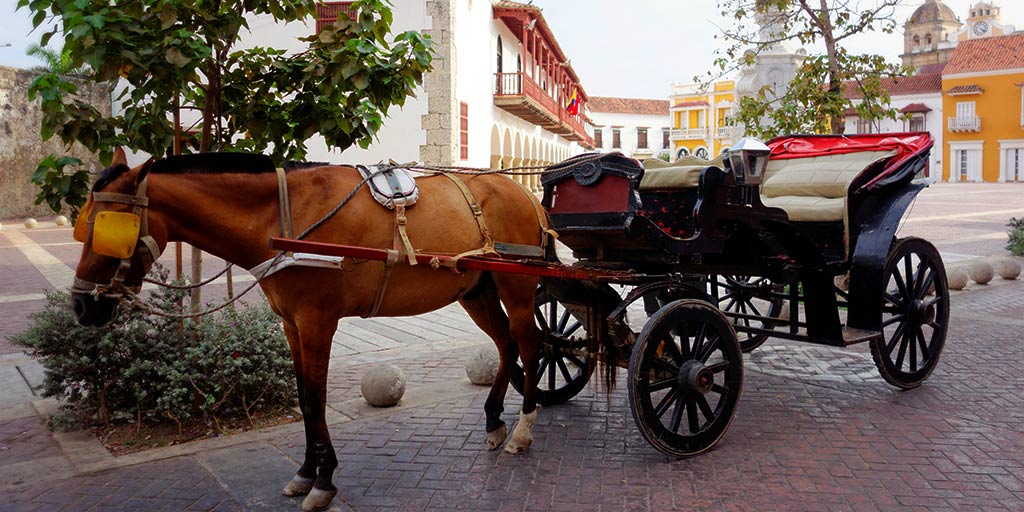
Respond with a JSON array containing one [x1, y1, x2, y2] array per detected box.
[[628, 299, 742, 457], [709, 275, 783, 352], [510, 288, 594, 406], [870, 237, 949, 389]]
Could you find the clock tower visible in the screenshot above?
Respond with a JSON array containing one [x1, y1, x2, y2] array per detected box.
[[967, 2, 999, 39]]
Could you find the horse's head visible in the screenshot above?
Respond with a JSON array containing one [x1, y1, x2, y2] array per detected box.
[[71, 148, 162, 326]]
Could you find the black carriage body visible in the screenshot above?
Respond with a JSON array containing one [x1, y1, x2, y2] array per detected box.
[[540, 134, 935, 347]]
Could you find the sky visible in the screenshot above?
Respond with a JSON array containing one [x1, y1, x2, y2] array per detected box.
[[3, 0, 1024, 99]]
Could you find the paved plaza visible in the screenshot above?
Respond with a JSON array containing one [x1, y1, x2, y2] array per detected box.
[[0, 182, 1023, 511]]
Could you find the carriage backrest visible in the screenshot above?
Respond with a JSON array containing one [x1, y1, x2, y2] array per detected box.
[[761, 150, 897, 199]]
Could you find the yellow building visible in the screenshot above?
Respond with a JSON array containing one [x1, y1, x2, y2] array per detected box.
[[942, 32, 1024, 182], [668, 80, 735, 160]]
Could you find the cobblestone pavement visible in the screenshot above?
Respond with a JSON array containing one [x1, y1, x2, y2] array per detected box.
[[0, 182, 1023, 511]]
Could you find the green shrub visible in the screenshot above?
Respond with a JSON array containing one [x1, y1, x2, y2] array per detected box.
[[12, 265, 295, 431], [1009, 217, 1024, 257]]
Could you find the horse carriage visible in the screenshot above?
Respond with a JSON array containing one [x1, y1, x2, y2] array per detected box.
[[72, 132, 945, 509]]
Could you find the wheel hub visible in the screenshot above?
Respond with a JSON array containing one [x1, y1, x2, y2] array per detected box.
[[908, 299, 935, 325], [678, 360, 714, 395]]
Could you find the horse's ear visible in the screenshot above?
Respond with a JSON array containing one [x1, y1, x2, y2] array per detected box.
[[137, 157, 155, 183], [112, 147, 127, 166]]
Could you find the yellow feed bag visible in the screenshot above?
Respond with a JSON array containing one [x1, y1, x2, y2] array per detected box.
[[73, 198, 94, 243], [92, 211, 141, 259]]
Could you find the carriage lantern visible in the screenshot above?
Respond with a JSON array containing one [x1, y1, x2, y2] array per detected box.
[[727, 137, 771, 186]]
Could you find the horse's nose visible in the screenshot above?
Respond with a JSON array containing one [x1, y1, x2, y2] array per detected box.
[[72, 293, 116, 326]]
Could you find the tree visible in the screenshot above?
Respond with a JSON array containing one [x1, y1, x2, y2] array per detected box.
[[20, 0, 433, 213], [709, 0, 911, 139], [25, 44, 87, 75]]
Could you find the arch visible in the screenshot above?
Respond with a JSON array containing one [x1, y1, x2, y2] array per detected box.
[[501, 128, 514, 169], [912, 34, 920, 47], [693, 146, 710, 160], [513, 132, 523, 159], [676, 146, 691, 159], [490, 125, 502, 169], [925, 33, 932, 46]]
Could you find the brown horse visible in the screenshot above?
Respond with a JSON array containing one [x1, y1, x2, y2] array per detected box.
[[71, 148, 549, 511]]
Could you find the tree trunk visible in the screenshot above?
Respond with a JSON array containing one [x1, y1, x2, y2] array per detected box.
[[815, 0, 845, 134]]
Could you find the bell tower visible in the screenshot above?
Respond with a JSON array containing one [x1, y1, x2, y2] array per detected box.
[[901, 0, 961, 68]]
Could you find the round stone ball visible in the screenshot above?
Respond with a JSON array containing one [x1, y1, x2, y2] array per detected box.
[[465, 345, 500, 386], [24, 218, 38, 229], [966, 261, 994, 285], [54, 215, 69, 226], [994, 258, 1021, 280], [361, 364, 405, 407], [947, 267, 969, 291]]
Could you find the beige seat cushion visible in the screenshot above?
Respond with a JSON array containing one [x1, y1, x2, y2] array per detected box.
[[761, 196, 846, 222], [639, 155, 724, 190], [761, 150, 896, 199]]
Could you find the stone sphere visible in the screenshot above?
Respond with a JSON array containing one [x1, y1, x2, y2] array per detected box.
[[966, 261, 994, 285], [465, 345, 499, 386], [55, 215, 69, 226], [24, 218, 38, 229], [947, 267, 969, 290], [994, 259, 1021, 280], [361, 364, 405, 407]]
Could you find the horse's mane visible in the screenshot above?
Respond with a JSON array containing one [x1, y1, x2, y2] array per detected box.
[[93, 153, 337, 192]]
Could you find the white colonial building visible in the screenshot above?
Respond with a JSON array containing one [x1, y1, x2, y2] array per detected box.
[[588, 97, 671, 160], [122, 1, 594, 191]]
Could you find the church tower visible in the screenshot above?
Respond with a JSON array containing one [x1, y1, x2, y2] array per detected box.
[[901, 0, 962, 68]]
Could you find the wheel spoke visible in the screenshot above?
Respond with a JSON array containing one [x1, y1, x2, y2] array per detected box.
[[535, 357, 548, 379], [556, 308, 571, 333], [706, 361, 730, 374], [548, 357, 557, 389], [547, 301, 557, 331], [669, 393, 686, 432], [651, 357, 678, 375], [891, 267, 909, 303], [926, 296, 943, 307], [566, 354, 586, 368], [919, 268, 937, 299], [719, 292, 736, 303], [653, 388, 678, 418], [557, 357, 573, 382], [686, 397, 700, 433], [884, 292, 905, 308], [695, 394, 715, 422], [882, 314, 905, 327], [909, 326, 918, 372], [711, 383, 728, 395], [563, 320, 583, 337], [692, 324, 708, 358], [661, 335, 684, 364], [649, 377, 676, 392], [723, 298, 737, 313], [747, 300, 764, 318], [697, 335, 720, 362], [915, 325, 930, 362], [903, 255, 914, 296], [886, 322, 907, 354], [894, 329, 910, 371], [913, 260, 928, 299]]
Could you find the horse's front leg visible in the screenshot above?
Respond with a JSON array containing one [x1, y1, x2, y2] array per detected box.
[[281, 315, 340, 512], [281, 321, 316, 498]]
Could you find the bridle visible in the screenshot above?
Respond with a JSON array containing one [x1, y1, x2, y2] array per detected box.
[[71, 175, 161, 299]]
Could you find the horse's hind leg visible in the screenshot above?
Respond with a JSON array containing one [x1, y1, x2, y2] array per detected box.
[[492, 274, 544, 454], [284, 314, 341, 512], [458, 274, 519, 450]]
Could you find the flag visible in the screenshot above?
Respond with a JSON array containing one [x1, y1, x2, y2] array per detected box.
[[565, 88, 579, 116]]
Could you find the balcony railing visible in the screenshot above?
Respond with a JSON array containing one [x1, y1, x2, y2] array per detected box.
[[717, 126, 733, 140], [948, 116, 981, 132], [494, 72, 592, 147], [671, 128, 709, 140]]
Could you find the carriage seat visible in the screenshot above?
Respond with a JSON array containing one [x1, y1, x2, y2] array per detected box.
[[760, 150, 897, 222], [638, 155, 724, 190]]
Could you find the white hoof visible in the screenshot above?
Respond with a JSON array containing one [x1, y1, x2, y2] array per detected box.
[[301, 487, 337, 511], [282, 475, 314, 497], [486, 423, 507, 450], [503, 409, 538, 454]]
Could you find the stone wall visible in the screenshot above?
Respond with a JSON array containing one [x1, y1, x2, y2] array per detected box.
[[0, 65, 111, 220], [420, 0, 458, 166]]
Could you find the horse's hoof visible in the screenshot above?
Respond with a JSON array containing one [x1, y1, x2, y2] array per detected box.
[[486, 424, 507, 450], [282, 475, 315, 497], [301, 487, 337, 511], [503, 409, 537, 454]]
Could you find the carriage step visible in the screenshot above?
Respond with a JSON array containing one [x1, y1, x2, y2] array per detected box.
[[841, 327, 882, 346]]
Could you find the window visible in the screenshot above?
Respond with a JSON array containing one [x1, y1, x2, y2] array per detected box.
[[316, 2, 355, 33], [956, 101, 976, 118], [909, 115, 926, 132], [958, 150, 968, 181], [459, 102, 469, 160], [637, 128, 648, 149], [856, 118, 875, 134], [612, 128, 621, 149], [496, 36, 503, 74], [1010, 149, 1022, 182], [662, 128, 670, 149], [925, 33, 932, 46], [913, 34, 920, 47], [594, 129, 603, 148]]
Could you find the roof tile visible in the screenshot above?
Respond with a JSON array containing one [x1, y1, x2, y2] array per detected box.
[[945, 33, 1024, 75], [589, 96, 670, 115], [843, 73, 943, 98]]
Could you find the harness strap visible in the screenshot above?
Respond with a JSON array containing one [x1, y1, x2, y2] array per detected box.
[[275, 168, 294, 240], [92, 192, 149, 207], [442, 173, 496, 259], [507, 176, 557, 255]]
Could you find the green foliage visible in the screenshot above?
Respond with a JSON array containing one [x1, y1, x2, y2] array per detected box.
[[1008, 217, 1024, 257], [31, 154, 90, 221], [12, 265, 295, 430], [26, 44, 87, 75], [20, 0, 432, 208], [707, 0, 909, 138]]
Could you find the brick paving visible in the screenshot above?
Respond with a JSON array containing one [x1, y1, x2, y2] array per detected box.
[[0, 183, 1023, 511]]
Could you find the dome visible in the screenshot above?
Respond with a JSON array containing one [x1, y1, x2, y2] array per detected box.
[[909, 0, 958, 24]]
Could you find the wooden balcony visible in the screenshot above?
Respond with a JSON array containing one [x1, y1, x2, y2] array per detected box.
[[494, 72, 593, 148]]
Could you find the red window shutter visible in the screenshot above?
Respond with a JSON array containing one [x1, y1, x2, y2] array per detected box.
[[316, 2, 355, 33], [460, 102, 469, 160]]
